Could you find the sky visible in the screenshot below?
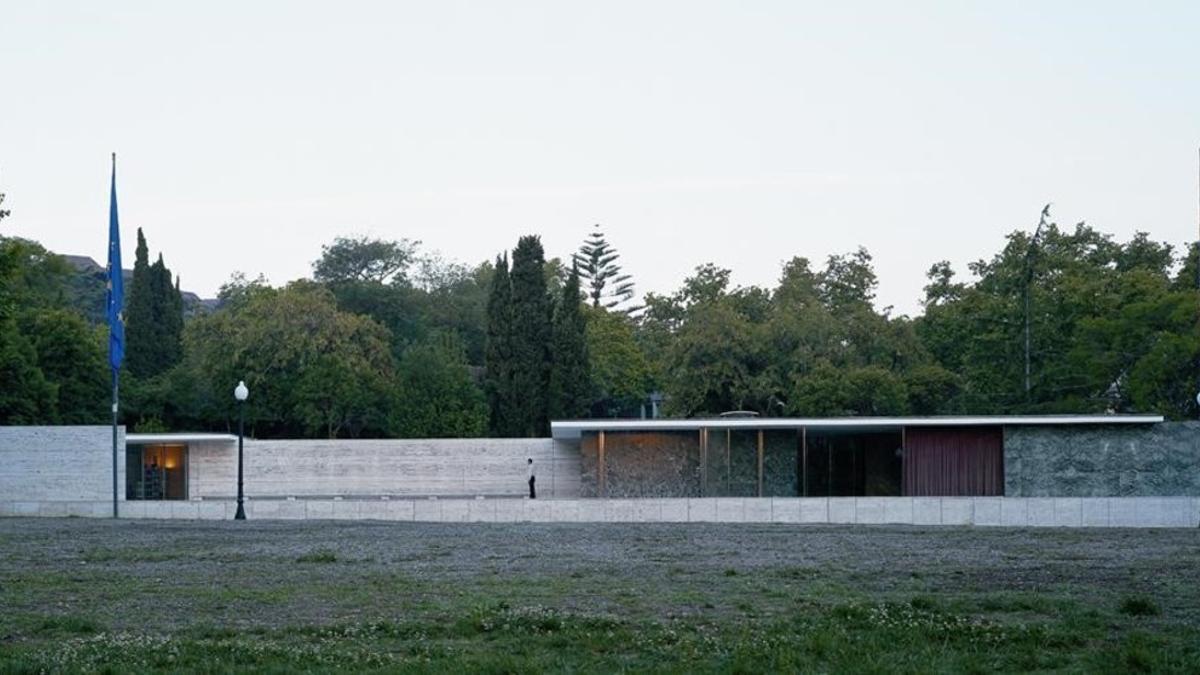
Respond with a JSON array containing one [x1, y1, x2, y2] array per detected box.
[[2, 1, 1198, 315]]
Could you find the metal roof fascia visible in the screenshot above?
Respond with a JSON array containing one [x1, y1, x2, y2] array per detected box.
[[549, 415, 1164, 437], [126, 433, 239, 445]]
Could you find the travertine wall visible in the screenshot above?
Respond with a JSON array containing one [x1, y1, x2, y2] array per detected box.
[[1005, 422, 1200, 497], [189, 437, 580, 499], [0, 426, 126, 502]]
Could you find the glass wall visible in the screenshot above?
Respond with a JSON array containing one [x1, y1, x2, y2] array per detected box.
[[126, 444, 188, 500], [802, 431, 902, 497], [704, 429, 760, 496], [582, 426, 903, 498]]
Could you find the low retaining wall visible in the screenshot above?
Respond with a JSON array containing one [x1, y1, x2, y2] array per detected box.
[[3, 497, 1197, 528]]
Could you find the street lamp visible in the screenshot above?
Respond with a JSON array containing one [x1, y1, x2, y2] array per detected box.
[[234, 380, 249, 520]]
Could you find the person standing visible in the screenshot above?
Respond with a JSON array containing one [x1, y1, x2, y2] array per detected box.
[[527, 457, 536, 499]]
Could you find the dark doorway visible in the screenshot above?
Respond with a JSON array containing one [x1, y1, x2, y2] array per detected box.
[[802, 431, 903, 497]]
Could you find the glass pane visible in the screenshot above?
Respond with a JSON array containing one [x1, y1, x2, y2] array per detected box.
[[763, 430, 798, 497], [126, 444, 187, 500]]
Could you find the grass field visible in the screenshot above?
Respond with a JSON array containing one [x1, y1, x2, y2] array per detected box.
[[1, 518, 1198, 673]]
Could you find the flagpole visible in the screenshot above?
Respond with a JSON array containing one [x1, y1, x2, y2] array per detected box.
[[112, 368, 119, 518], [111, 150, 118, 519], [107, 151, 123, 519]]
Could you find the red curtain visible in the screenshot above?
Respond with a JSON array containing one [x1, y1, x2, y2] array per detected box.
[[903, 427, 1003, 496]]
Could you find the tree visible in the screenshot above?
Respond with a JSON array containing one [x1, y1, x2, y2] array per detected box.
[[391, 336, 487, 438], [418, 260, 493, 365], [1127, 333, 1200, 419], [818, 247, 877, 313], [0, 237, 74, 316], [648, 251, 932, 418], [160, 268, 184, 368], [124, 229, 153, 375], [182, 281, 396, 438], [656, 265, 766, 415], [508, 236, 553, 436], [322, 278, 427, 353], [548, 263, 591, 420], [0, 236, 87, 424], [0, 321, 55, 423], [915, 222, 1198, 417], [904, 364, 963, 415], [20, 309, 108, 424], [313, 236, 418, 284], [125, 230, 184, 377], [1175, 242, 1199, 292], [573, 227, 638, 312], [484, 254, 515, 436], [585, 306, 652, 417]]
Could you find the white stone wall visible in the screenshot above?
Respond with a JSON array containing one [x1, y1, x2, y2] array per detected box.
[[0, 426, 125, 502], [3, 497, 1197, 528], [188, 438, 580, 499]]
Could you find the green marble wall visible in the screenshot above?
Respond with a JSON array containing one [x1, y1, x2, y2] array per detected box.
[[1004, 422, 1200, 497]]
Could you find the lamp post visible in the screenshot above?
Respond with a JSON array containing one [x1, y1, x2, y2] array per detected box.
[[234, 380, 249, 520]]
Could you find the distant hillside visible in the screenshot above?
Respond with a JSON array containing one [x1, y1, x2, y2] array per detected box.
[[61, 254, 218, 323]]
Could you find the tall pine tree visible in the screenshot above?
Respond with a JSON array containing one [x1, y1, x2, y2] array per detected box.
[[509, 236, 553, 436], [125, 229, 184, 377], [484, 254, 515, 436], [548, 262, 591, 419], [573, 227, 637, 312]]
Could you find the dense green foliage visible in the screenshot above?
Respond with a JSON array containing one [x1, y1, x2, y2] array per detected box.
[[0, 237, 108, 424], [584, 304, 652, 417], [1, 203, 1196, 432], [637, 224, 1198, 420], [182, 281, 396, 438], [391, 336, 486, 438], [919, 224, 1199, 417]]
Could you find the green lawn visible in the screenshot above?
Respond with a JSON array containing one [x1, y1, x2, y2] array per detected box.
[[1, 518, 1197, 673]]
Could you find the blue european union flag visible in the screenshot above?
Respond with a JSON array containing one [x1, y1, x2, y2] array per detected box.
[[106, 154, 124, 372]]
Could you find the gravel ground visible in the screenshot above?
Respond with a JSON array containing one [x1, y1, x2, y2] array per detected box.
[[1, 518, 1198, 633]]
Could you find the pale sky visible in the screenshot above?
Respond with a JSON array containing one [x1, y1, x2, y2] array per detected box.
[[2, 1, 1198, 315]]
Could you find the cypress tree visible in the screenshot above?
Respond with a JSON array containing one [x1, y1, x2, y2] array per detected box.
[[124, 229, 155, 377], [125, 230, 184, 377], [484, 254, 515, 436], [509, 236, 553, 436], [548, 263, 591, 420], [151, 262, 183, 369]]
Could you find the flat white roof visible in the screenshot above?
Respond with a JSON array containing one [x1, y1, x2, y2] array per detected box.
[[550, 415, 1164, 438], [126, 433, 238, 445]]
